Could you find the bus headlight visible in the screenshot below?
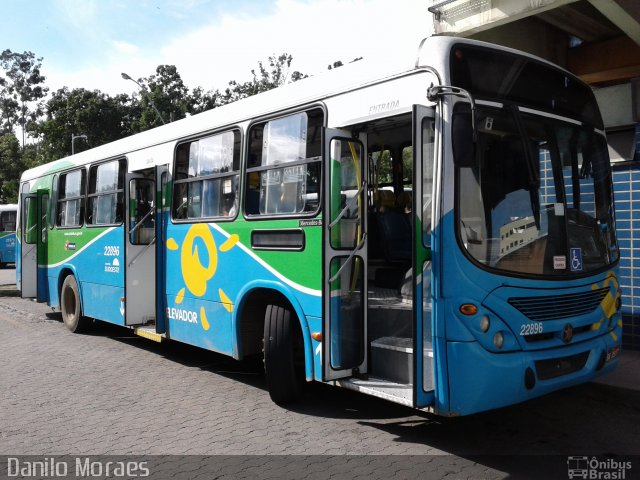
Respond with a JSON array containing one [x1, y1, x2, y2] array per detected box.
[[493, 331, 504, 349], [480, 315, 490, 333]]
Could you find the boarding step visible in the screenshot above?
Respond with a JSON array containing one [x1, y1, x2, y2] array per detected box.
[[337, 376, 413, 407], [371, 336, 413, 384], [370, 336, 434, 389], [134, 326, 165, 343]]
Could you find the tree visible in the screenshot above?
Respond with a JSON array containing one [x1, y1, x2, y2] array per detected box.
[[0, 132, 22, 202], [189, 86, 222, 115], [132, 65, 191, 131], [35, 87, 134, 162], [0, 50, 48, 143], [328, 57, 363, 70], [221, 53, 306, 104]]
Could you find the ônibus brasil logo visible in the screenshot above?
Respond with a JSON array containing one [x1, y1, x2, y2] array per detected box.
[[567, 456, 632, 479]]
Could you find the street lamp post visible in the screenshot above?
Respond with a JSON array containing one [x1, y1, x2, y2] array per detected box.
[[121, 72, 166, 125], [71, 134, 87, 155]]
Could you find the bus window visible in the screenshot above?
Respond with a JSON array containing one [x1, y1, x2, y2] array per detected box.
[[57, 169, 85, 228], [172, 130, 240, 221], [0, 210, 16, 232], [245, 109, 323, 217], [87, 159, 124, 226]]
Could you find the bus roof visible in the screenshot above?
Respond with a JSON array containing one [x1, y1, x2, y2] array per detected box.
[[20, 35, 573, 183], [22, 38, 446, 182]]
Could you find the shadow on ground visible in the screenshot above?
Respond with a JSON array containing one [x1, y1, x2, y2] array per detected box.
[[47, 315, 640, 478]]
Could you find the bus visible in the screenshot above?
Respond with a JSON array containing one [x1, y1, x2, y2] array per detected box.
[[0, 204, 18, 268], [16, 36, 622, 416]]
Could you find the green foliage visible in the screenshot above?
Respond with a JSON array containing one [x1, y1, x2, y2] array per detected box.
[[0, 50, 313, 191], [0, 50, 48, 140], [221, 53, 306, 104], [131, 65, 191, 131], [189, 86, 222, 115], [0, 133, 22, 202], [33, 87, 134, 163]]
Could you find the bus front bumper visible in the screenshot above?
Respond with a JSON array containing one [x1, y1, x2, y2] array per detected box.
[[445, 331, 621, 416]]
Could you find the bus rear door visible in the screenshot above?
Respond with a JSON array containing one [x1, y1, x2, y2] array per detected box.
[[20, 190, 48, 300], [125, 173, 156, 326]]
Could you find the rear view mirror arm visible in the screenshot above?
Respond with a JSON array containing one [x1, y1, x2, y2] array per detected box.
[[427, 85, 477, 142]]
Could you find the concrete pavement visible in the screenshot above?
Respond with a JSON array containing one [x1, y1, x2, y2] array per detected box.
[[1, 265, 638, 394]]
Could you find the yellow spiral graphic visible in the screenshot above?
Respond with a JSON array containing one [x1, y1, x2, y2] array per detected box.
[[181, 224, 217, 297]]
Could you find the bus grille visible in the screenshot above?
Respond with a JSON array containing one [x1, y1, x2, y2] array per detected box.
[[535, 351, 590, 380], [508, 287, 609, 322]]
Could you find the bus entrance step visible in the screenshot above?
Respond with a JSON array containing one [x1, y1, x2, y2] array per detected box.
[[134, 327, 165, 343], [370, 336, 413, 384]]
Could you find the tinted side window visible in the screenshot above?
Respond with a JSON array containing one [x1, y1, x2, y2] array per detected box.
[[87, 159, 125, 225], [57, 169, 86, 227], [245, 109, 323, 217], [173, 130, 240, 221]]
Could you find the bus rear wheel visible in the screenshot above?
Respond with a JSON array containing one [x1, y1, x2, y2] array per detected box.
[[263, 303, 304, 404], [61, 275, 90, 333]]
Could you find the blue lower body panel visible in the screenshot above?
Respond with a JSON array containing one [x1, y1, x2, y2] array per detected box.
[[447, 332, 620, 416]]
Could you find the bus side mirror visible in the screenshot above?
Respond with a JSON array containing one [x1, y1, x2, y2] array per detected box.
[[427, 85, 477, 167], [452, 111, 476, 167]]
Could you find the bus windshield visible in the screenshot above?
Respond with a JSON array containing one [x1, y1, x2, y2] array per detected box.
[[456, 104, 618, 276]]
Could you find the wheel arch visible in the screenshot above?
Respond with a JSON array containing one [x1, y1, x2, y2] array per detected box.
[[57, 266, 83, 313], [232, 280, 314, 382]]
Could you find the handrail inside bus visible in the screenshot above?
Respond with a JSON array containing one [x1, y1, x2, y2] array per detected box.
[[328, 233, 367, 284], [328, 180, 365, 229], [129, 208, 154, 236], [128, 236, 156, 268]]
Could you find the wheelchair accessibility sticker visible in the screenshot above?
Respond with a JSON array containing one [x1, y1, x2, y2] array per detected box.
[[570, 248, 583, 272]]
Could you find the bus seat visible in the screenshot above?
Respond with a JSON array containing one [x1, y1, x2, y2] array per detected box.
[[376, 210, 411, 264], [373, 190, 395, 211], [397, 191, 412, 213]]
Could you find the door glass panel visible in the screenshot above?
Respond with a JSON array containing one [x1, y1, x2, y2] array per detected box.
[[24, 197, 37, 245], [329, 139, 364, 250], [422, 119, 435, 245], [129, 179, 155, 245], [329, 255, 364, 370], [41, 194, 49, 244], [422, 260, 434, 391]]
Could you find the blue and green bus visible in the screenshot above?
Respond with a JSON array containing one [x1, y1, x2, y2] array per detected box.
[[16, 37, 622, 415], [0, 204, 17, 268]]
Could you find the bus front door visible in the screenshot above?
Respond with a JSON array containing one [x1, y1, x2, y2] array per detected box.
[[412, 105, 437, 407], [322, 130, 368, 380], [125, 175, 156, 326]]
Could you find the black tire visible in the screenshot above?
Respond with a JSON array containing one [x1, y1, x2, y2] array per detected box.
[[60, 275, 90, 333], [263, 303, 304, 404]]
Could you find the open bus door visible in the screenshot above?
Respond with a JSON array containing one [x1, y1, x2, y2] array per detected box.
[[20, 189, 48, 300], [322, 129, 368, 380], [155, 164, 169, 334], [125, 173, 156, 326], [413, 105, 437, 407]]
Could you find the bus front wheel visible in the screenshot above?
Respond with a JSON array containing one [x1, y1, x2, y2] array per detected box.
[[60, 275, 90, 333], [263, 303, 304, 404]]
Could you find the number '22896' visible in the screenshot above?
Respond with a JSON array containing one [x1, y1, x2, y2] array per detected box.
[[520, 322, 543, 336], [104, 246, 120, 256]]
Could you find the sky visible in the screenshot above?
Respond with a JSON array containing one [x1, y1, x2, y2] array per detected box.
[[2, 0, 431, 97]]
